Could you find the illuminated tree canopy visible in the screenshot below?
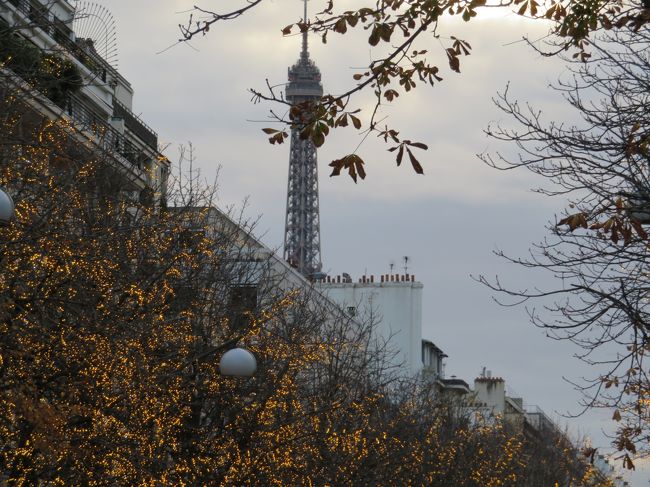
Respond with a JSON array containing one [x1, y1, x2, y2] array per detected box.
[[0, 8, 622, 484]]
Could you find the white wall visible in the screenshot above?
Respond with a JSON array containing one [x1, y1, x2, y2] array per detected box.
[[316, 275, 423, 376], [473, 377, 506, 414]]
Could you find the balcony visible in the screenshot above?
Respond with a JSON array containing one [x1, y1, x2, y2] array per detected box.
[[113, 99, 158, 150], [64, 93, 151, 170], [4, 0, 111, 82], [524, 405, 556, 433], [2, 1, 161, 173]]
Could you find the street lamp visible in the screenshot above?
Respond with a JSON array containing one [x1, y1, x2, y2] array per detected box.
[[196, 338, 257, 377], [219, 347, 257, 377], [0, 188, 14, 226]]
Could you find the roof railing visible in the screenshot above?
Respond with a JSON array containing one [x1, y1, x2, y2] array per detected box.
[[113, 99, 158, 150], [65, 93, 151, 169]]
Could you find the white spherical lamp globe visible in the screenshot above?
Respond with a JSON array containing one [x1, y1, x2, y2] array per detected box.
[[0, 188, 14, 226], [219, 348, 257, 377]]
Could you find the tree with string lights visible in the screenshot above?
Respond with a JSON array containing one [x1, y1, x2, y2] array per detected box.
[[0, 1, 627, 482], [0, 95, 616, 484]]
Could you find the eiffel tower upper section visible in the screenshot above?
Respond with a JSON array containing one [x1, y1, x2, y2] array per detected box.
[[283, 0, 324, 278], [285, 1, 323, 103]]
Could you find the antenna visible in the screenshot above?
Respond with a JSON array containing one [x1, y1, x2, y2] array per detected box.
[[389, 261, 395, 275], [403, 255, 410, 275], [301, 0, 309, 61], [73, 2, 119, 69]]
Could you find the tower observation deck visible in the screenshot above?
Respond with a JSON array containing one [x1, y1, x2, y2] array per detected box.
[[283, 0, 324, 278]]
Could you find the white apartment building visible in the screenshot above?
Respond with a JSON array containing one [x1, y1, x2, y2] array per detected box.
[[1, 0, 168, 202], [315, 273, 424, 376]]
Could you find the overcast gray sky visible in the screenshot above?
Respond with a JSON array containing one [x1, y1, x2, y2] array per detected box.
[[103, 1, 646, 483]]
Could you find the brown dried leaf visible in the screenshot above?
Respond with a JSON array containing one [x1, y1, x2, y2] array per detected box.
[[378, 23, 392, 42], [334, 18, 347, 34], [408, 141, 428, 150], [355, 158, 366, 180], [329, 159, 343, 177], [312, 131, 325, 148], [517, 1, 528, 15], [631, 220, 648, 240], [446, 49, 460, 73], [407, 148, 424, 174], [369, 26, 380, 46], [396, 145, 404, 166], [346, 15, 358, 27]]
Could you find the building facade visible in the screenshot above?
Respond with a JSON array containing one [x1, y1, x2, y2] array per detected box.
[[316, 273, 424, 376], [1, 0, 168, 202]]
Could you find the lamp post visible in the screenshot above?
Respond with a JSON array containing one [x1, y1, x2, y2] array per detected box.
[[219, 347, 257, 377], [195, 338, 257, 377], [0, 188, 14, 226]]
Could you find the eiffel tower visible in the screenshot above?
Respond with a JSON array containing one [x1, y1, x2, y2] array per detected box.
[[283, 0, 324, 278]]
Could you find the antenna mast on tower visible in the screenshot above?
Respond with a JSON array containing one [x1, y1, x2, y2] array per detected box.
[[283, 0, 324, 277]]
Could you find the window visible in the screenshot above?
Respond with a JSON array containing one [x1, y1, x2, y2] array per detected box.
[[229, 285, 258, 329]]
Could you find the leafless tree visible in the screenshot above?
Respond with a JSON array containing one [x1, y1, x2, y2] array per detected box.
[[479, 26, 650, 468]]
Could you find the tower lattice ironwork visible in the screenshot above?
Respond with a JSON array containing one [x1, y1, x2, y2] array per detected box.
[[283, 0, 323, 277]]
